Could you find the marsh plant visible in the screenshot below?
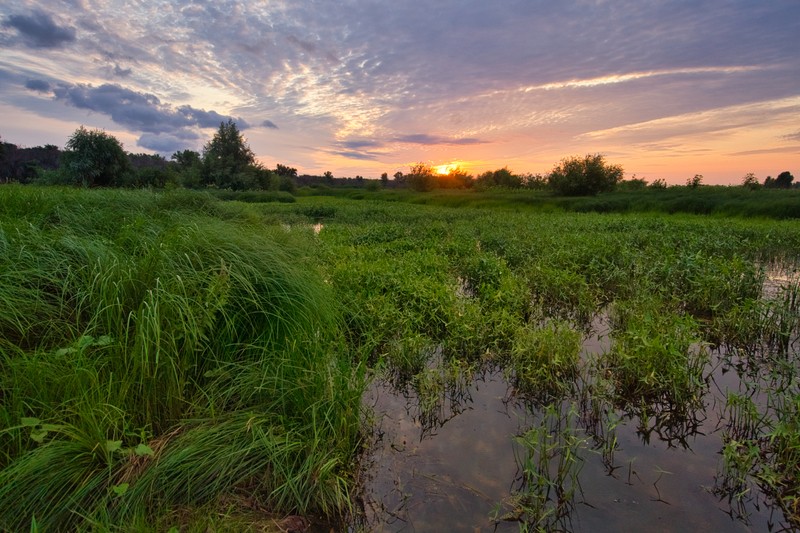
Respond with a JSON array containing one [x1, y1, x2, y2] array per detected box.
[[493, 403, 588, 531], [604, 299, 708, 407], [508, 320, 582, 400], [718, 389, 800, 527]]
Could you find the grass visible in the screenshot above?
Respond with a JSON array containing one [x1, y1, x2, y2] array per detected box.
[[3, 185, 800, 529], [0, 186, 363, 530]]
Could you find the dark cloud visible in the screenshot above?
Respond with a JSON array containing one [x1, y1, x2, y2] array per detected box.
[[341, 140, 383, 150], [784, 132, 800, 142], [393, 134, 486, 145], [4, 10, 76, 48], [50, 82, 248, 135], [25, 79, 51, 93], [137, 132, 199, 153], [178, 105, 249, 129], [261, 120, 279, 129]]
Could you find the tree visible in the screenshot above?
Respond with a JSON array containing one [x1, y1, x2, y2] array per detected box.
[[201, 120, 256, 189], [436, 167, 473, 189], [766, 171, 795, 189], [522, 173, 548, 190], [618, 175, 648, 191], [61, 126, 131, 186], [476, 167, 521, 189], [741, 173, 760, 190], [380, 172, 389, 186], [547, 154, 623, 196], [406, 163, 438, 192], [323, 170, 334, 184], [274, 164, 298, 178], [686, 174, 703, 188]]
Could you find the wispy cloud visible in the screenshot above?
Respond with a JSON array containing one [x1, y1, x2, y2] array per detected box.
[[393, 134, 487, 146], [0, 1, 798, 181]]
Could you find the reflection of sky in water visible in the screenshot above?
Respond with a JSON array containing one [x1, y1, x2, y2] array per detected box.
[[358, 330, 787, 531]]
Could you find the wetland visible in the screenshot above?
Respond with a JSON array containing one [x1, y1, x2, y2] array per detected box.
[[1, 186, 798, 531]]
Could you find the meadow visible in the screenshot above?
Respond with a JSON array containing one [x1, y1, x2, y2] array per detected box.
[[1, 185, 799, 531]]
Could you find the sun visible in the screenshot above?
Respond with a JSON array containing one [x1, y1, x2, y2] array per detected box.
[[434, 163, 457, 175]]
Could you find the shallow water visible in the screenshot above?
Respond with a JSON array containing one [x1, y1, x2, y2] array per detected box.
[[355, 317, 794, 531], [358, 370, 785, 531]]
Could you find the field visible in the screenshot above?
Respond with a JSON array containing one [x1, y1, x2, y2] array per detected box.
[[1, 185, 799, 531]]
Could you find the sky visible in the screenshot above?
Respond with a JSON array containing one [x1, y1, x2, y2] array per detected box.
[[1, 1, 798, 184]]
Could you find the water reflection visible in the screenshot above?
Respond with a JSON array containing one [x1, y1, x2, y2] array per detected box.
[[355, 317, 796, 531]]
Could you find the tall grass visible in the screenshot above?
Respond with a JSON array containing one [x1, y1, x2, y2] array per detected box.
[[0, 186, 363, 530]]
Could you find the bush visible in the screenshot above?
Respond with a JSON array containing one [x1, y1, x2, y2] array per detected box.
[[547, 154, 623, 196]]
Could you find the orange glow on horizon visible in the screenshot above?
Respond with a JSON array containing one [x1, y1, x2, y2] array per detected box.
[[434, 162, 468, 175]]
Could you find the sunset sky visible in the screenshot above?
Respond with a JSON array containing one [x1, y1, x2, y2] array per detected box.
[[1, 1, 798, 184]]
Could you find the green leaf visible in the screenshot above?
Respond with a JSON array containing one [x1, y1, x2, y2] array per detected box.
[[77, 335, 95, 350], [21, 417, 41, 427], [30, 428, 48, 443], [134, 443, 154, 457], [111, 483, 129, 496], [95, 335, 113, 346], [106, 440, 123, 453]]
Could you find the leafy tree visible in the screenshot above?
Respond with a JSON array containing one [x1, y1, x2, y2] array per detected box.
[[323, 170, 334, 184], [522, 173, 548, 190], [201, 120, 256, 189], [60, 126, 131, 186], [437, 167, 473, 189], [741, 173, 760, 190], [686, 174, 703, 188], [649, 178, 667, 190], [765, 171, 794, 189], [618, 176, 648, 191], [171, 149, 203, 188], [274, 164, 298, 178], [407, 163, 438, 192], [476, 167, 521, 189], [172, 149, 201, 169], [548, 154, 623, 196], [380, 172, 389, 186]]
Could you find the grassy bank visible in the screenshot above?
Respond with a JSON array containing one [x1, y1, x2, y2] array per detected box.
[[0, 186, 364, 531]]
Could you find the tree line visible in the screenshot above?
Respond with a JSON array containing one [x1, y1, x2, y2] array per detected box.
[[1, 122, 795, 196]]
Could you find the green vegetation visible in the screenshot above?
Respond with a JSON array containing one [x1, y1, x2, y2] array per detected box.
[[1, 184, 799, 529], [60, 126, 132, 187], [547, 153, 623, 196], [0, 186, 363, 531]]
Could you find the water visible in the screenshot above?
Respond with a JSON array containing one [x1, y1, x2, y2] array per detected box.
[[355, 321, 794, 531]]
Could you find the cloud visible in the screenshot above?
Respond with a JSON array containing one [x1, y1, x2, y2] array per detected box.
[[393, 134, 487, 145], [340, 140, 383, 150], [177, 105, 249, 129], [137, 132, 199, 153], [49, 82, 248, 136], [113, 64, 132, 77], [784, 132, 800, 142], [4, 10, 76, 48], [261, 120, 279, 129], [729, 146, 800, 157], [25, 79, 51, 93], [330, 150, 380, 161]]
